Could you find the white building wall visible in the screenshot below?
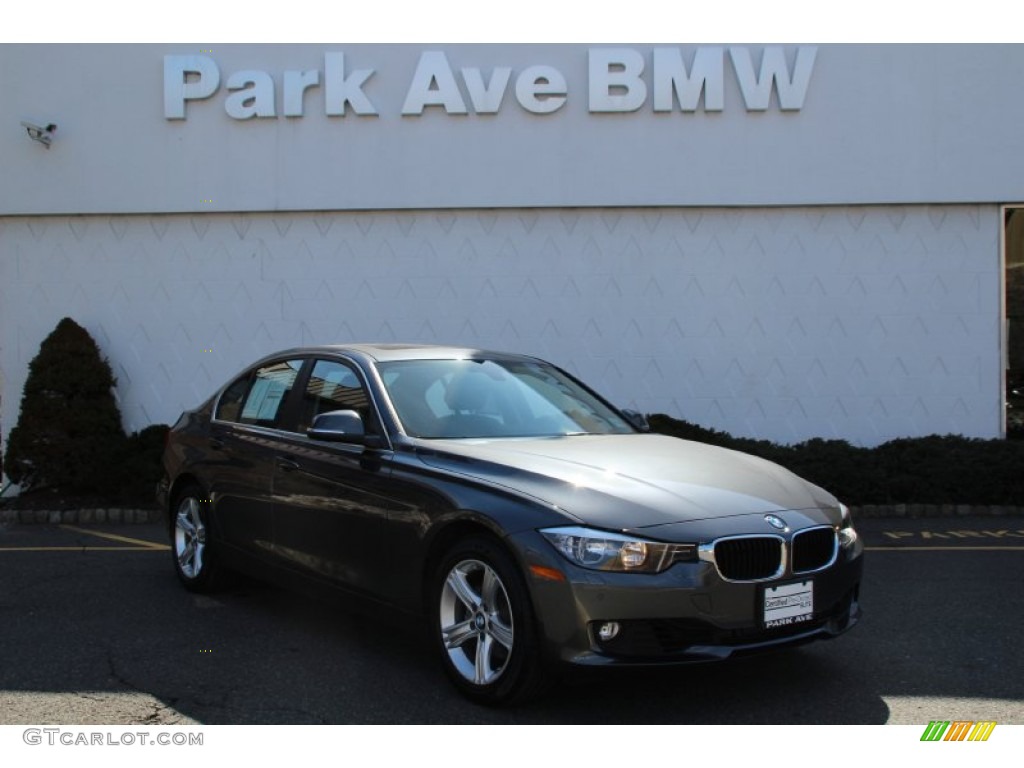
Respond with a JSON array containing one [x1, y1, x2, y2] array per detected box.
[[0, 204, 1001, 447], [3, 45, 1024, 215]]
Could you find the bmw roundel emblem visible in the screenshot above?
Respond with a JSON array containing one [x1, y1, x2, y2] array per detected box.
[[764, 514, 788, 531]]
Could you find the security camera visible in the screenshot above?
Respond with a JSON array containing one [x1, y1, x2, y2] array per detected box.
[[21, 121, 57, 148]]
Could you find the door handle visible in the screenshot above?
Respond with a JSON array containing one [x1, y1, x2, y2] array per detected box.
[[276, 457, 300, 472]]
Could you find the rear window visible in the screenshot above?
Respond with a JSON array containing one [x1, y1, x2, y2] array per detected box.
[[235, 359, 303, 428]]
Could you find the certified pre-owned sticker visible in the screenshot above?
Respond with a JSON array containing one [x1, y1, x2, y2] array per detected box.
[[764, 581, 813, 628]]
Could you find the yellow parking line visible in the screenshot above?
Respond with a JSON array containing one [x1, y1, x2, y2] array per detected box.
[[0, 546, 169, 552], [0, 525, 170, 552], [59, 524, 167, 550]]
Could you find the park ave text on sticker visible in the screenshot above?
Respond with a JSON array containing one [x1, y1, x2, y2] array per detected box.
[[764, 581, 813, 628]]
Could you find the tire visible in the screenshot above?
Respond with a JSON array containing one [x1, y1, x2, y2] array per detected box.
[[431, 536, 548, 706], [170, 483, 221, 592]]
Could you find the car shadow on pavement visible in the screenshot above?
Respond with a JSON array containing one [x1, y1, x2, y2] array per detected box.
[[111, 577, 892, 725], [0, 555, 888, 724]]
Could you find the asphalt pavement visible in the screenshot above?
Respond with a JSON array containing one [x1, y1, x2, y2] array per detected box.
[[0, 516, 1021, 724]]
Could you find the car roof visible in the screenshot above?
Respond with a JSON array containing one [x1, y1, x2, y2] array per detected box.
[[267, 343, 542, 364]]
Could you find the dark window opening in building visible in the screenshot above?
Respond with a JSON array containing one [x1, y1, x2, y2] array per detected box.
[[1006, 208, 1024, 439]]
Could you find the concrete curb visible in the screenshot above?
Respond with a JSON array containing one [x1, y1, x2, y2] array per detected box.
[[0, 508, 162, 525], [850, 504, 1024, 518]]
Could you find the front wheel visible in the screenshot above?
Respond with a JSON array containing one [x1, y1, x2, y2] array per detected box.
[[171, 484, 221, 592], [432, 536, 548, 705]]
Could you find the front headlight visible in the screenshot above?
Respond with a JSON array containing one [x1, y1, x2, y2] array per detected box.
[[540, 526, 695, 573], [838, 503, 858, 548]]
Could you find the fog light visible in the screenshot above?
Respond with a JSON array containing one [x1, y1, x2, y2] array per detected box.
[[597, 621, 621, 641]]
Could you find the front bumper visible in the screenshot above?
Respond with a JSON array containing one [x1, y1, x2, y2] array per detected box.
[[509, 528, 864, 667]]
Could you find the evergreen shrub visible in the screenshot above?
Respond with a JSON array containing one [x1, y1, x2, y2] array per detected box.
[[3, 317, 127, 496]]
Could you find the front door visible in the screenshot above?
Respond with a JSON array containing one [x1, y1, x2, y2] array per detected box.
[[270, 358, 396, 599]]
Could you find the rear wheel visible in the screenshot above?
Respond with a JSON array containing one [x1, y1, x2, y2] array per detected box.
[[171, 484, 221, 592], [432, 536, 547, 705]]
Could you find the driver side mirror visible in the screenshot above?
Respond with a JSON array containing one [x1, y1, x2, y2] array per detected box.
[[621, 409, 650, 433], [307, 410, 383, 447]]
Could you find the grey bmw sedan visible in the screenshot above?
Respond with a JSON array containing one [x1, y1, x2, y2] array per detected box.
[[159, 344, 863, 705]]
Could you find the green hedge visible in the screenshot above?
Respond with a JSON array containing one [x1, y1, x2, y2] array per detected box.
[[647, 414, 1024, 505], [117, 424, 170, 507]]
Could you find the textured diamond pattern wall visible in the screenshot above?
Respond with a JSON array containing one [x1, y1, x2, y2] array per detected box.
[[0, 205, 1001, 447]]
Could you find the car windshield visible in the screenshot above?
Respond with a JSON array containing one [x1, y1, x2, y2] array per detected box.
[[378, 358, 634, 439]]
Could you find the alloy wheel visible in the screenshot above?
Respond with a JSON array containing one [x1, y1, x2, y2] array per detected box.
[[438, 558, 515, 686], [174, 496, 206, 580]]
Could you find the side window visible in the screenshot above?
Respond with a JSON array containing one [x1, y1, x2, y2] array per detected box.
[[238, 359, 304, 428], [215, 374, 251, 423], [298, 359, 372, 433]]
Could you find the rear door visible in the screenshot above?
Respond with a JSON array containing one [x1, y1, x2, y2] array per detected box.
[[209, 357, 306, 560]]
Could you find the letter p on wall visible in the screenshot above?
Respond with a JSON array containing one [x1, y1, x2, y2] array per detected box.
[[165, 55, 221, 119]]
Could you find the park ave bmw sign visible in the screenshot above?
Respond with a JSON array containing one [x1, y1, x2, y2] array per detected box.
[[163, 47, 817, 120]]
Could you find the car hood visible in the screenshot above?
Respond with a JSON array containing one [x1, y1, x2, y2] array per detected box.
[[413, 434, 838, 530]]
